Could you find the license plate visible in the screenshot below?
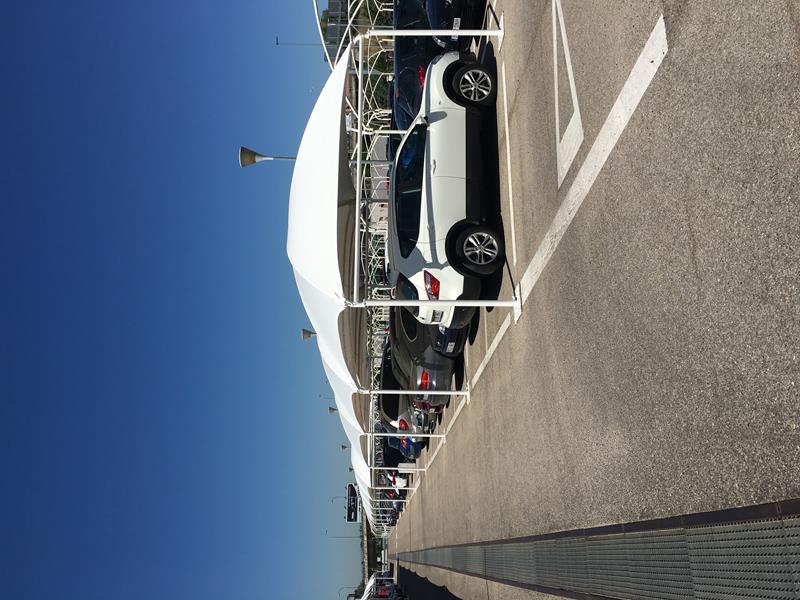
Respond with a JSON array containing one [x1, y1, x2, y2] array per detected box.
[[452, 17, 461, 41], [446, 342, 455, 353]]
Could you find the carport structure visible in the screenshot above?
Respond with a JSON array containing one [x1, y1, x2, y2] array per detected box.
[[291, 1, 515, 537]]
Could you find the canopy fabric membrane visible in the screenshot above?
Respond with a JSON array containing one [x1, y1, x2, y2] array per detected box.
[[360, 574, 377, 600], [287, 42, 358, 397], [286, 44, 382, 525]]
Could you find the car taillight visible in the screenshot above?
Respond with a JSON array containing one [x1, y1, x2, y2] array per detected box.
[[417, 65, 426, 86], [398, 419, 409, 431], [424, 270, 440, 299], [419, 370, 430, 390]]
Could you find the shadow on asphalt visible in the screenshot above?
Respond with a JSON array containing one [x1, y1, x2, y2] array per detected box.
[[477, 41, 505, 308], [467, 38, 504, 355], [399, 566, 463, 600]]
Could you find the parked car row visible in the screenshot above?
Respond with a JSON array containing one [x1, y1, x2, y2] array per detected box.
[[376, 581, 407, 599], [371, 0, 501, 526]]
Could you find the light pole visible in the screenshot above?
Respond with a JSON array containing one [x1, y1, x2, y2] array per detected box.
[[238, 146, 295, 167], [330, 495, 346, 504], [275, 36, 322, 47], [324, 529, 360, 539], [337, 586, 350, 599]]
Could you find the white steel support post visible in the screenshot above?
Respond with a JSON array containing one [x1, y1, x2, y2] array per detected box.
[[362, 389, 468, 398], [358, 298, 521, 310], [363, 129, 409, 136], [369, 431, 446, 440], [364, 29, 504, 44], [370, 465, 427, 473], [350, 159, 393, 166]]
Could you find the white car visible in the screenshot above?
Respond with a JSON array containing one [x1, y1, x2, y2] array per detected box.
[[387, 51, 503, 329]]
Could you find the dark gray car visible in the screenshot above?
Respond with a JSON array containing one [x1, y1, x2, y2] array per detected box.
[[388, 307, 456, 410]]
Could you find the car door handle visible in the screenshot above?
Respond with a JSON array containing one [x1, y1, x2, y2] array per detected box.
[[431, 159, 437, 174]]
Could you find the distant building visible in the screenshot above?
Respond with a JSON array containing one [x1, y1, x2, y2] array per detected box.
[[321, 0, 350, 63]]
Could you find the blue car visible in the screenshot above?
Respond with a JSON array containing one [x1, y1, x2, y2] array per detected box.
[[426, 0, 486, 51], [392, 0, 442, 131], [387, 432, 427, 460]]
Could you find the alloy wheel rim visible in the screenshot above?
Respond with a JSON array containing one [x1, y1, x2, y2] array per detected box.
[[459, 69, 492, 101], [464, 232, 499, 265]]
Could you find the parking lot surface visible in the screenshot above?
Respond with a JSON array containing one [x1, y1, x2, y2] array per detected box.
[[392, 0, 800, 594]]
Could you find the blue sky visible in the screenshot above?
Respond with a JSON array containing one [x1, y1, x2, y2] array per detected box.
[[0, 1, 362, 598]]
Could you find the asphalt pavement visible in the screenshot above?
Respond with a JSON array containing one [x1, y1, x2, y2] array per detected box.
[[393, 0, 800, 597]]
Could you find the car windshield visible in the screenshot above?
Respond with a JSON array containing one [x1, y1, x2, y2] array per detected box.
[[399, 307, 419, 342], [380, 394, 400, 421], [395, 273, 419, 318], [393, 125, 427, 259], [394, 68, 422, 130]]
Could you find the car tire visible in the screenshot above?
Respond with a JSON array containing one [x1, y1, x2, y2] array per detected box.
[[455, 225, 505, 276], [452, 63, 497, 107]]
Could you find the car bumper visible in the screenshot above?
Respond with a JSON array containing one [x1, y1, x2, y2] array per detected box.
[[433, 323, 470, 356]]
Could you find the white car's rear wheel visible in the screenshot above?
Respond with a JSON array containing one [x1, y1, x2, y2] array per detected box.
[[456, 225, 505, 276], [452, 63, 497, 107]]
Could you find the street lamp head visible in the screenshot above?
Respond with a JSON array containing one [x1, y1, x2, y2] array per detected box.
[[340, 444, 349, 451], [302, 328, 317, 341], [239, 146, 267, 167], [328, 406, 338, 414]]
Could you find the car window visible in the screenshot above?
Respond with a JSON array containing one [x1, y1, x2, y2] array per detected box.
[[399, 307, 419, 342], [395, 0, 427, 28], [380, 394, 400, 420], [395, 273, 419, 317], [393, 94, 416, 131], [393, 125, 427, 258], [395, 68, 422, 130]]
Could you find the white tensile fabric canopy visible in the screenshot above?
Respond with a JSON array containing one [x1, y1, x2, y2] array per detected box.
[[360, 574, 377, 600], [286, 45, 380, 524], [287, 43, 357, 406]]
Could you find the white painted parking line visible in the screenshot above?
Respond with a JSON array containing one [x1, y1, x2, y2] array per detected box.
[[521, 15, 668, 303], [483, 308, 489, 352], [471, 313, 511, 389], [500, 61, 518, 266], [553, 0, 584, 187]]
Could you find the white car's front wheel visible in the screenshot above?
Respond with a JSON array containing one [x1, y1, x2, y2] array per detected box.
[[456, 225, 505, 276], [452, 63, 497, 107]]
